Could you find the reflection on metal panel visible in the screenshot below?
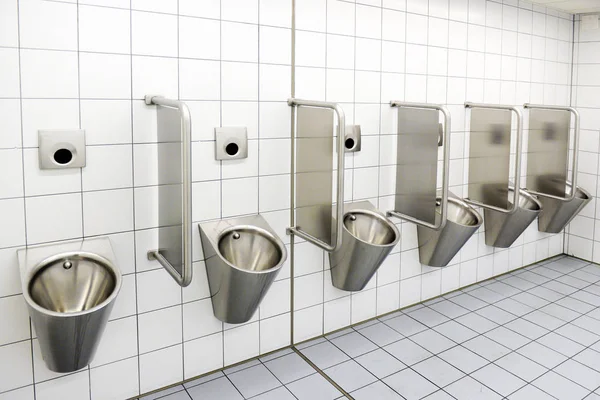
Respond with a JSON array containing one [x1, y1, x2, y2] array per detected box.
[[468, 108, 512, 210], [157, 106, 184, 276], [296, 106, 334, 245], [394, 107, 439, 226], [526, 108, 570, 197]]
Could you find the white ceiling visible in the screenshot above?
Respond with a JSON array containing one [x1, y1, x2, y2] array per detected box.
[[528, 0, 600, 14]]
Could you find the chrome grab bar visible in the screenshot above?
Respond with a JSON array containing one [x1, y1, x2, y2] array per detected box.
[[464, 102, 524, 215], [523, 103, 580, 202], [387, 100, 451, 231], [287, 98, 345, 253], [145, 95, 193, 287]]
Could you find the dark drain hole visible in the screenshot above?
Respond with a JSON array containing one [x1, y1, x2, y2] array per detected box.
[[225, 143, 239, 156], [54, 148, 73, 165], [345, 138, 355, 150]]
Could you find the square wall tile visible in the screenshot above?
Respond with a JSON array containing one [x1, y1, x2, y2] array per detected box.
[[83, 189, 134, 236], [0, 48, 20, 98], [139, 345, 183, 394], [139, 305, 182, 354], [20, 50, 78, 99], [79, 5, 130, 54], [25, 193, 82, 244], [0, 0, 18, 47], [132, 11, 177, 57], [80, 53, 131, 99], [224, 322, 260, 366], [19, 0, 77, 50], [184, 333, 224, 379], [91, 357, 139, 400], [36, 370, 89, 400]]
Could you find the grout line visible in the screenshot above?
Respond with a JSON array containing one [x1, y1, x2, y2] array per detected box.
[[291, 347, 354, 399]]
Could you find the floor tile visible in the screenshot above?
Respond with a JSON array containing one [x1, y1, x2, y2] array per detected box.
[[228, 364, 280, 398], [518, 271, 551, 285], [187, 377, 243, 400], [445, 376, 502, 400], [286, 373, 342, 400], [330, 331, 378, 358], [503, 276, 537, 291], [584, 285, 600, 297], [574, 349, 600, 373], [355, 349, 405, 379], [299, 341, 349, 370], [160, 391, 192, 400], [326, 328, 354, 340], [383, 314, 428, 337], [323, 360, 376, 393], [581, 265, 600, 277], [447, 293, 488, 311], [511, 292, 550, 309], [527, 286, 564, 302], [572, 315, 600, 335], [505, 318, 549, 340], [428, 300, 470, 319], [569, 269, 600, 284], [570, 291, 600, 307], [555, 324, 600, 346], [536, 332, 585, 357], [412, 356, 465, 388], [523, 310, 567, 330], [356, 322, 403, 347], [471, 363, 526, 397], [410, 329, 456, 354], [532, 371, 590, 400], [554, 359, 600, 391], [223, 360, 261, 375], [475, 305, 518, 325], [556, 275, 589, 289], [383, 368, 438, 400], [406, 307, 450, 328], [587, 393, 600, 400], [540, 303, 581, 322], [585, 307, 600, 321], [422, 390, 454, 399], [494, 352, 548, 382], [543, 281, 578, 296], [438, 346, 488, 374], [469, 287, 506, 303], [433, 320, 478, 344], [485, 281, 522, 297], [462, 335, 511, 361], [384, 338, 433, 366], [264, 352, 316, 384], [455, 313, 498, 334], [494, 298, 534, 317], [556, 297, 596, 314], [251, 387, 296, 400], [484, 326, 530, 350], [507, 384, 555, 400], [351, 381, 404, 400], [532, 266, 564, 279], [517, 342, 567, 369], [295, 337, 327, 350]]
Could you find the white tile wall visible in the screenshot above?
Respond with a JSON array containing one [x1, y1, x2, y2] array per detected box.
[[566, 14, 600, 263], [0, 0, 575, 399]]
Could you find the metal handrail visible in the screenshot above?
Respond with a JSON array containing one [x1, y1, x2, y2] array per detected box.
[[523, 103, 580, 202], [145, 95, 193, 287], [386, 100, 451, 231], [287, 98, 345, 253], [463, 102, 524, 215]]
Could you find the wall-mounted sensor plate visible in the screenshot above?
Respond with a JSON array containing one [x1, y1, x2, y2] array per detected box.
[[215, 127, 248, 160], [38, 130, 86, 170], [344, 125, 361, 153]]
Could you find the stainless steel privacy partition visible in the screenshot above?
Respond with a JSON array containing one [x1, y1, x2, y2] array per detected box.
[[464, 102, 523, 214], [385, 101, 481, 267], [523, 104, 591, 233], [287, 98, 346, 252], [145, 95, 193, 287], [387, 101, 451, 230]]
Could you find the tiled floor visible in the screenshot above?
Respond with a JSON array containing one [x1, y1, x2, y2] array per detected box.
[[138, 256, 600, 400]]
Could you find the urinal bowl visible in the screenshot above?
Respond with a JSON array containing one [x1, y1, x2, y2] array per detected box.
[[418, 197, 483, 267], [536, 183, 592, 233], [199, 215, 287, 324], [329, 208, 400, 291], [23, 251, 121, 372], [484, 188, 542, 248]]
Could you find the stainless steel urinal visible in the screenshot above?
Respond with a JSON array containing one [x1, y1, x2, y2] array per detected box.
[[484, 188, 542, 247], [18, 238, 121, 372], [536, 183, 592, 233], [199, 215, 287, 324], [329, 203, 400, 291], [417, 197, 483, 267]]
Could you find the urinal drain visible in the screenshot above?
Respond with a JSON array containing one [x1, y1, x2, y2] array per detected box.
[[63, 260, 73, 270], [232, 232, 240, 240]]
